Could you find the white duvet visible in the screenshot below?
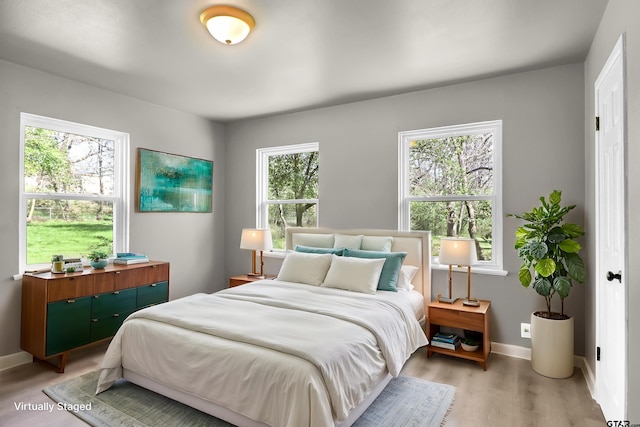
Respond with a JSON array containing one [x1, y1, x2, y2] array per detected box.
[[97, 280, 428, 427]]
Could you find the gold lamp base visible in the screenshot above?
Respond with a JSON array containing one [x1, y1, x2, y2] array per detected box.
[[463, 298, 480, 307]]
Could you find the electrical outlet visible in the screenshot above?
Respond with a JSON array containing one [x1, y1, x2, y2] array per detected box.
[[521, 323, 531, 339]]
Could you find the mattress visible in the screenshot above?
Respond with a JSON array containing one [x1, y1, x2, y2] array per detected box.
[[97, 280, 428, 427]]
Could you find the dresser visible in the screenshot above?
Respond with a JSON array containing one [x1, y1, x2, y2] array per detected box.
[[21, 261, 169, 372]]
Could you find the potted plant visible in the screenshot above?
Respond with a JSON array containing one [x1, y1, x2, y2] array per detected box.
[[508, 190, 585, 378], [461, 337, 479, 352], [51, 254, 65, 273], [87, 237, 112, 269]]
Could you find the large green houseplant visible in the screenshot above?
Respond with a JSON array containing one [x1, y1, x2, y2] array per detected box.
[[509, 190, 585, 318], [508, 190, 585, 378]]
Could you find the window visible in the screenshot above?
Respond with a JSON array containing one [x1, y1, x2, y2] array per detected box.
[[19, 113, 130, 270], [257, 143, 319, 249], [398, 120, 503, 272]]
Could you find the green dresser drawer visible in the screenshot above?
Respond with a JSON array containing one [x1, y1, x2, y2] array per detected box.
[[46, 297, 91, 356], [91, 288, 137, 318], [90, 310, 135, 341], [137, 281, 168, 308]]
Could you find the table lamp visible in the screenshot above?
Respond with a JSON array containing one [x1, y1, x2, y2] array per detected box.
[[438, 237, 479, 306], [240, 228, 273, 278]]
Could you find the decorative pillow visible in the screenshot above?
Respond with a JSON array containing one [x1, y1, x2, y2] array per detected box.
[[321, 255, 385, 294], [343, 249, 407, 292], [396, 265, 419, 291], [277, 251, 332, 286], [291, 233, 335, 249], [361, 236, 393, 252], [333, 234, 363, 249], [295, 244, 344, 256]]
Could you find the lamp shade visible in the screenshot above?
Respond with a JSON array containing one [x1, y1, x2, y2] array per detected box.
[[240, 228, 273, 251], [200, 5, 255, 45], [439, 237, 477, 266]]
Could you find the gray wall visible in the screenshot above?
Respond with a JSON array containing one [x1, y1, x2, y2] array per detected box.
[[226, 63, 587, 353], [0, 59, 227, 357], [584, 0, 640, 421]]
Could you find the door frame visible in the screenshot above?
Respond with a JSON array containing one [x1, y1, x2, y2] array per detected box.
[[594, 33, 627, 420]]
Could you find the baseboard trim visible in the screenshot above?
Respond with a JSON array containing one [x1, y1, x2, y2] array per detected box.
[[491, 342, 531, 360], [0, 351, 32, 372], [576, 355, 597, 399]]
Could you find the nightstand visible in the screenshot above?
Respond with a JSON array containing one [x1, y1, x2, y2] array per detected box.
[[229, 274, 276, 288], [426, 299, 491, 370]]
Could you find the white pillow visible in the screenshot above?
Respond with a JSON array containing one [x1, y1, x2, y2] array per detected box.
[[291, 233, 335, 249], [396, 265, 419, 291], [334, 234, 362, 249], [361, 236, 393, 252], [321, 255, 385, 294], [277, 252, 332, 286]]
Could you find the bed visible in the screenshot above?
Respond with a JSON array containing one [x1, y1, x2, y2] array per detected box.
[[96, 228, 431, 427]]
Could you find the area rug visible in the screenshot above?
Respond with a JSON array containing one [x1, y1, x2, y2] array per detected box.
[[43, 371, 455, 427]]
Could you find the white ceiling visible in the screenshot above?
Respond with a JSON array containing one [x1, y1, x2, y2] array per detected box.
[[0, 0, 608, 122]]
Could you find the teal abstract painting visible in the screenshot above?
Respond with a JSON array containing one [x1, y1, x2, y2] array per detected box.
[[137, 148, 213, 212]]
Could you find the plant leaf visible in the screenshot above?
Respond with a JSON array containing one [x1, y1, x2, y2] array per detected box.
[[553, 276, 572, 298], [564, 252, 586, 282], [532, 277, 552, 296], [549, 190, 562, 205], [558, 239, 581, 253], [535, 258, 556, 277], [527, 241, 548, 259], [562, 223, 585, 238], [519, 267, 532, 287], [547, 227, 566, 243]]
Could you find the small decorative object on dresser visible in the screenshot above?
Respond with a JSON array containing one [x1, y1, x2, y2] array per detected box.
[[51, 255, 65, 273], [89, 250, 109, 269]]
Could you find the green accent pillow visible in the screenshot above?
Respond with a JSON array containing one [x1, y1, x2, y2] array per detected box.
[[343, 249, 407, 292], [295, 245, 344, 256]]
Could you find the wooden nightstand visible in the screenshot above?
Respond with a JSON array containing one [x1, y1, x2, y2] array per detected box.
[[229, 274, 276, 288], [426, 299, 491, 370]]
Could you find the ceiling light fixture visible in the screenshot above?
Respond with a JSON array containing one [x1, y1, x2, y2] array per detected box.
[[200, 5, 255, 45]]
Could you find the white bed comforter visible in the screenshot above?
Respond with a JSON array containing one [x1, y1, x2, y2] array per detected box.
[[96, 281, 428, 427]]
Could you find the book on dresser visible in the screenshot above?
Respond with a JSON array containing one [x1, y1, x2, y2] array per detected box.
[[114, 253, 149, 264]]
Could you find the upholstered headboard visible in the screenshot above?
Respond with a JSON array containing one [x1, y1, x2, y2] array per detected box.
[[285, 228, 431, 299]]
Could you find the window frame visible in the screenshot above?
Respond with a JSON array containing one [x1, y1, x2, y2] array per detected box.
[[256, 142, 319, 251], [398, 120, 505, 274], [19, 113, 130, 271]]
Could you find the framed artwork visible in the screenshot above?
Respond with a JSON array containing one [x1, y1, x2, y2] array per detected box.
[[136, 148, 213, 213]]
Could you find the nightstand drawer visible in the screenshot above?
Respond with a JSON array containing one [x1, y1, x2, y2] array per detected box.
[[429, 306, 484, 331]]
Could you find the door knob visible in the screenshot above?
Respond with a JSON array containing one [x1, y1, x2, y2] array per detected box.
[[606, 271, 622, 282]]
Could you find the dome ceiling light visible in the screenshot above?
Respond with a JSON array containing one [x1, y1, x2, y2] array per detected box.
[[200, 5, 255, 45]]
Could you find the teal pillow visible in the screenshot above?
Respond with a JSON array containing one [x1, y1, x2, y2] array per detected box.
[[295, 245, 344, 256], [343, 249, 407, 292]]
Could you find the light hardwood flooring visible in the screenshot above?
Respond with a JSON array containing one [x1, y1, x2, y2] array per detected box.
[[0, 344, 605, 426]]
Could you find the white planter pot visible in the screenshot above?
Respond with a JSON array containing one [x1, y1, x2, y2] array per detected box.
[[530, 312, 574, 378]]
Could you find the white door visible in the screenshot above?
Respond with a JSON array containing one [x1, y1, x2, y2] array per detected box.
[[595, 34, 626, 421]]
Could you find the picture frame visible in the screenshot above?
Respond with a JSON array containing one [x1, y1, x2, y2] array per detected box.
[[136, 148, 213, 213]]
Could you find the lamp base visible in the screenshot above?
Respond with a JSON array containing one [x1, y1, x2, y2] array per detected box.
[[437, 294, 458, 304], [463, 298, 480, 307], [247, 273, 267, 279]]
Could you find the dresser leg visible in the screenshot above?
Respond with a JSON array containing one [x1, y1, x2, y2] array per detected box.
[[34, 352, 68, 373]]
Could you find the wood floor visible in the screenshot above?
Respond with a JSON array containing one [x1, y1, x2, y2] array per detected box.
[[0, 344, 605, 427]]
